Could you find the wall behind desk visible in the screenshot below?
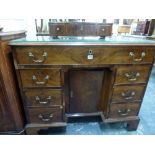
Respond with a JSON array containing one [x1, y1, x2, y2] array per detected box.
[[0, 19, 36, 37]]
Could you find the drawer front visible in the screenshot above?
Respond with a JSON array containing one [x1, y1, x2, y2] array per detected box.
[[14, 46, 154, 65], [27, 107, 64, 123], [24, 89, 62, 107], [49, 23, 66, 36], [111, 85, 145, 103], [19, 69, 61, 87], [97, 24, 112, 36], [76, 23, 96, 36], [115, 65, 151, 85], [66, 23, 77, 36], [109, 103, 140, 118]]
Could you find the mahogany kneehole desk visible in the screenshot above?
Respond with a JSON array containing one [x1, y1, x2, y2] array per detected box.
[[9, 36, 155, 134]]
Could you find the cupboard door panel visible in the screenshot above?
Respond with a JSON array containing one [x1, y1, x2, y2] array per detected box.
[[69, 70, 104, 113]]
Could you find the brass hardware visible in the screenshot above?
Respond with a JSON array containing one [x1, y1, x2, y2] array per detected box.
[[70, 90, 74, 98], [125, 72, 140, 81], [32, 75, 49, 85], [56, 27, 60, 31], [118, 109, 131, 116], [102, 28, 105, 31], [35, 96, 52, 105], [129, 51, 145, 62], [121, 91, 135, 100], [38, 113, 53, 122], [28, 52, 48, 63], [87, 49, 94, 60], [80, 26, 83, 31]]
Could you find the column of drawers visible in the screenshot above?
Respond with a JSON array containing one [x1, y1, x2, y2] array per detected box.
[[20, 69, 65, 124], [108, 65, 152, 119], [107, 45, 154, 120], [13, 49, 66, 126]]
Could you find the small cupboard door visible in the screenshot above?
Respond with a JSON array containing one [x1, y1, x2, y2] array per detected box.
[[69, 69, 104, 113]]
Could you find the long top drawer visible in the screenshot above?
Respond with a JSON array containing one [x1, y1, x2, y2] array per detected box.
[[13, 46, 155, 65]]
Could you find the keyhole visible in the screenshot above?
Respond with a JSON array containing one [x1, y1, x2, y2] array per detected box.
[[87, 49, 94, 60], [70, 90, 74, 98], [89, 50, 93, 55]]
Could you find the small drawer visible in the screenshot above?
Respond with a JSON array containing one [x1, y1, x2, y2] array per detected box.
[[111, 85, 145, 103], [66, 23, 77, 36], [24, 89, 63, 107], [19, 69, 61, 88], [76, 23, 96, 36], [109, 103, 140, 118], [115, 65, 151, 85], [27, 107, 64, 123], [48, 23, 66, 36], [97, 24, 112, 36]]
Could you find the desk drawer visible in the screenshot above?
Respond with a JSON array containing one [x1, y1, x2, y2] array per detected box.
[[115, 65, 151, 85], [76, 23, 96, 36], [111, 85, 145, 103], [97, 24, 112, 36], [24, 89, 63, 107], [19, 69, 61, 88], [27, 107, 64, 123], [109, 103, 140, 118], [48, 23, 66, 36], [14, 46, 154, 65]]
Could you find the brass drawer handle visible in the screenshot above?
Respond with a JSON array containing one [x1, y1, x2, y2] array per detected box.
[[56, 27, 60, 31], [80, 26, 83, 31], [32, 75, 49, 85], [129, 51, 145, 62], [87, 49, 94, 60], [28, 52, 48, 63], [35, 96, 52, 105], [118, 109, 131, 116], [125, 72, 140, 81], [121, 91, 135, 100], [38, 113, 53, 122], [102, 28, 105, 31]]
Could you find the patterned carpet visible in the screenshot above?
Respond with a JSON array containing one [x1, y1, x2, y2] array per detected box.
[[47, 67, 155, 135]]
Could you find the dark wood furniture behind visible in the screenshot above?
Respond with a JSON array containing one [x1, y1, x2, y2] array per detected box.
[[48, 22, 113, 37], [0, 30, 26, 41], [133, 20, 150, 35], [10, 40, 155, 134], [148, 19, 155, 36], [0, 41, 24, 134]]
